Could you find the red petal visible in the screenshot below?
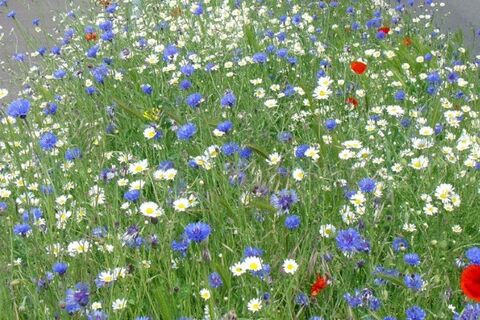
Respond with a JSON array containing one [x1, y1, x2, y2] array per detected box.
[[378, 26, 390, 34], [350, 61, 367, 75], [461, 265, 480, 302]]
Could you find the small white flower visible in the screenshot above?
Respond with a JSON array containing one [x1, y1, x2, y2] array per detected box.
[[247, 298, 262, 313], [139, 202, 164, 218], [292, 168, 305, 181], [173, 198, 190, 212], [319, 224, 336, 238], [243, 256, 262, 271], [282, 259, 298, 275], [129, 159, 149, 175], [112, 298, 127, 311], [199, 288, 211, 300], [266, 152, 282, 165], [230, 262, 246, 276]]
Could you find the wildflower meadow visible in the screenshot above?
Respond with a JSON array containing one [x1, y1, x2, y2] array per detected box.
[[1, 0, 480, 319]]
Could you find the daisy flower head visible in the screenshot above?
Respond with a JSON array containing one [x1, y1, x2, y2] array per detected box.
[[282, 259, 299, 275], [243, 256, 263, 272], [139, 202, 163, 218], [247, 298, 262, 313], [199, 288, 211, 300]]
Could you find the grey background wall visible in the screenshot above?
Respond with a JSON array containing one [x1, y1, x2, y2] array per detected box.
[[0, 0, 479, 98]]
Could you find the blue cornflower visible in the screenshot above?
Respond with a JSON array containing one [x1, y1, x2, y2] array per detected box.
[[406, 305, 426, 320], [343, 290, 362, 308], [179, 79, 191, 90], [239, 147, 252, 159], [7, 99, 31, 118], [384, 317, 397, 320], [99, 20, 113, 32], [277, 48, 288, 58], [208, 272, 223, 288], [294, 292, 309, 306], [87, 311, 108, 320], [324, 119, 337, 131], [141, 84, 153, 95], [86, 45, 100, 58], [244, 246, 264, 257], [177, 123, 197, 140], [171, 237, 190, 256], [44, 102, 58, 115], [124, 189, 140, 202], [216, 120, 233, 134], [39, 132, 58, 151], [7, 10, 16, 18], [221, 91, 236, 107], [454, 304, 480, 320], [270, 189, 299, 213], [466, 247, 480, 264], [180, 64, 195, 77], [163, 44, 178, 61], [186, 93, 203, 108], [404, 253, 421, 266], [394, 90, 406, 101], [358, 178, 376, 193], [252, 52, 267, 64], [158, 160, 174, 170], [13, 223, 31, 236], [65, 148, 82, 161], [221, 142, 239, 156], [392, 237, 409, 252], [295, 144, 309, 158], [336, 229, 368, 253], [65, 283, 90, 314], [54, 69, 67, 79], [184, 222, 211, 242], [192, 2, 203, 15], [284, 215, 301, 230], [404, 274, 424, 291], [277, 131, 293, 142], [53, 262, 68, 275], [0, 202, 7, 212]]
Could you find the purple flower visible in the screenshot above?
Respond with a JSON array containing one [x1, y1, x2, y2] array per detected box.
[[404, 253, 421, 266], [186, 93, 203, 108], [335, 229, 369, 253], [52, 262, 68, 275], [13, 223, 31, 236], [177, 123, 197, 140], [221, 91, 236, 107], [252, 52, 267, 64], [184, 222, 211, 242], [466, 247, 480, 264], [39, 132, 58, 151], [65, 283, 90, 314], [404, 274, 423, 291], [208, 272, 223, 288], [284, 215, 300, 230], [7, 99, 31, 118], [270, 189, 299, 213], [358, 178, 376, 193], [406, 306, 426, 320]]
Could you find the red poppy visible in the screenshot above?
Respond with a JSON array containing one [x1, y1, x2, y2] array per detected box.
[[350, 61, 367, 75], [378, 26, 391, 34], [461, 265, 480, 302], [311, 275, 328, 297], [403, 36, 413, 47], [85, 32, 97, 42], [346, 97, 359, 108]]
